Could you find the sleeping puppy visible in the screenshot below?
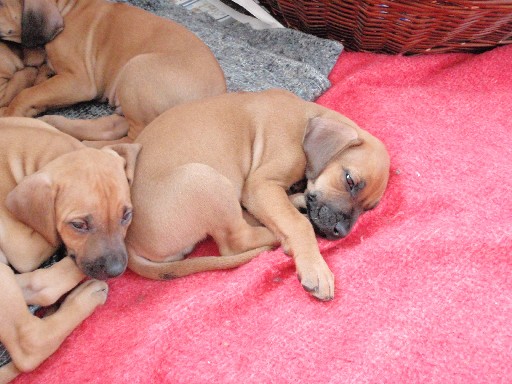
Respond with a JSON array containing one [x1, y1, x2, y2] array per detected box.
[[0, 0, 226, 143], [126, 89, 391, 301], [0, 118, 140, 383]]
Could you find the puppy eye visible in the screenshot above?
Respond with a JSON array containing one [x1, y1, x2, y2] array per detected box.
[[346, 172, 355, 190], [70, 220, 89, 232], [121, 209, 133, 225]]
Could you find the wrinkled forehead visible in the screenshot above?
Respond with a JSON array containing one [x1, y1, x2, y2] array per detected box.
[[55, 150, 131, 212]]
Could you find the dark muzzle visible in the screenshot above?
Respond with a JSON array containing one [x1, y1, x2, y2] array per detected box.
[[306, 192, 358, 240], [80, 253, 128, 280]]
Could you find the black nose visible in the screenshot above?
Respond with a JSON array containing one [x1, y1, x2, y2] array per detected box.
[[307, 192, 317, 203], [82, 254, 127, 280], [105, 258, 127, 277], [333, 221, 350, 238]]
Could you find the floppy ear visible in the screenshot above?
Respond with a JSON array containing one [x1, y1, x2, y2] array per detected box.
[[102, 143, 142, 186], [22, 0, 63, 47], [303, 117, 362, 180], [5, 171, 59, 247]]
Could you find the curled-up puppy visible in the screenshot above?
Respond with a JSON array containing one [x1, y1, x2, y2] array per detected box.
[[126, 89, 391, 302], [0, 0, 226, 144], [0, 118, 140, 383]]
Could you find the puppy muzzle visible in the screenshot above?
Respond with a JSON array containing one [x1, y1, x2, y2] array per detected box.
[[21, 10, 64, 47], [76, 252, 128, 280], [306, 192, 358, 240]]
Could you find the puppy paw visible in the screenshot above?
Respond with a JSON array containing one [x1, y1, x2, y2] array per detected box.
[[60, 280, 109, 315], [296, 256, 334, 301]]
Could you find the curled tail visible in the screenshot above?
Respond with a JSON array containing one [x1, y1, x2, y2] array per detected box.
[[128, 247, 271, 280]]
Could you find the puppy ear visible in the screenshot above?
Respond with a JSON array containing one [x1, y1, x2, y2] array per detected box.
[[22, 0, 63, 47], [304, 117, 362, 180], [5, 172, 60, 247], [102, 143, 142, 186]]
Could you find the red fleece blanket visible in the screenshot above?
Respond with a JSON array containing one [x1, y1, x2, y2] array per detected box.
[[15, 46, 512, 383]]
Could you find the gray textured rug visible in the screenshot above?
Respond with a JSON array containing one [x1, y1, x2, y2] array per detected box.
[[51, 0, 343, 118], [0, 0, 342, 369]]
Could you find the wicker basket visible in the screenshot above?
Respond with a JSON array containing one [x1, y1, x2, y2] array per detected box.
[[257, 0, 512, 54]]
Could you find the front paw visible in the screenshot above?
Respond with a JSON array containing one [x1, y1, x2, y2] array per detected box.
[[295, 254, 334, 301], [58, 279, 109, 321]]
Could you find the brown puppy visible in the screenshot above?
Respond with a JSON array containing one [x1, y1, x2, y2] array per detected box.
[[0, 0, 226, 142], [127, 89, 390, 301], [0, 118, 140, 383]]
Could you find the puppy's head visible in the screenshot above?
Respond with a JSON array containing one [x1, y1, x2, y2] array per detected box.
[[303, 116, 390, 239], [6, 143, 142, 280], [0, 0, 63, 46]]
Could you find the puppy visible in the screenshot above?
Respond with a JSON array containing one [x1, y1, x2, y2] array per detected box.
[[0, 117, 140, 383], [0, 0, 226, 142], [126, 89, 391, 301]]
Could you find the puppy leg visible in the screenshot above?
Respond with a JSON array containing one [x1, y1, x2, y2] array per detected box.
[[288, 193, 306, 211], [14, 256, 85, 306], [0, 362, 20, 384], [243, 178, 334, 301], [34, 64, 55, 85], [39, 114, 130, 142], [212, 211, 277, 257], [3, 73, 97, 117], [0, 67, 38, 107], [127, 163, 277, 280], [0, 263, 107, 374]]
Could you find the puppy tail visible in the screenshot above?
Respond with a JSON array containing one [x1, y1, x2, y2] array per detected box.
[[128, 247, 271, 281]]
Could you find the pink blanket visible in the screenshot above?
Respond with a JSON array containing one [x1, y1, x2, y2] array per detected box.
[[15, 45, 512, 383]]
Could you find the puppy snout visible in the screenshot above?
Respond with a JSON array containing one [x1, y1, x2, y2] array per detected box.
[[104, 256, 127, 277], [306, 194, 359, 239], [81, 253, 128, 280], [333, 221, 350, 238], [306, 192, 317, 203]]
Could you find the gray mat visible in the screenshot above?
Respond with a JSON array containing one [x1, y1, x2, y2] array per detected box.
[[51, 0, 343, 118], [0, 0, 342, 369]]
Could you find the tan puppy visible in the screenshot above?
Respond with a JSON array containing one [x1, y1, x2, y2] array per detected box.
[[0, 118, 140, 383], [0, 0, 226, 142], [127, 89, 390, 301]]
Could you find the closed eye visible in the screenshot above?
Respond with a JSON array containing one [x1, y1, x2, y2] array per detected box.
[[121, 208, 133, 225], [69, 220, 90, 233]]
